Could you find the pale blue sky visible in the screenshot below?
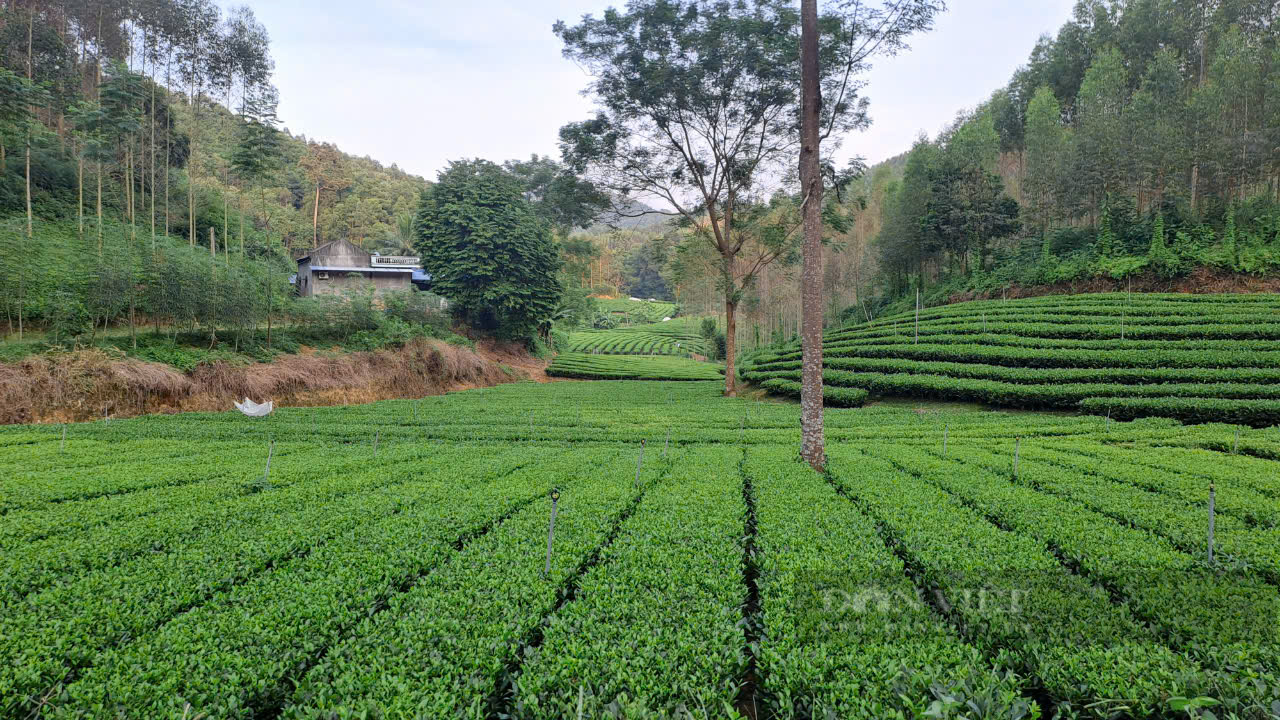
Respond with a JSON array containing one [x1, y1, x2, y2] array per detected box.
[[233, 1, 1077, 181]]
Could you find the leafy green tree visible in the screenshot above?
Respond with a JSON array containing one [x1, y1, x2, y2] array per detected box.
[[230, 85, 283, 252], [1072, 48, 1129, 217], [555, 0, 876, 395], [1125, 49, 1185, 208], [502, 155, 610, 235], [414, 160, 562, 341], [1023, 85, 1067, 235]]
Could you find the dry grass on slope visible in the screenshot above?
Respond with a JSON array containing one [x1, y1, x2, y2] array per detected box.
[[0, 339, 530, 424]]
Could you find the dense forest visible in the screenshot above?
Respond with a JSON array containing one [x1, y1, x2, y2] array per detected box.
[[863, 0, 1280, 311], [0, 0, 430, 351]]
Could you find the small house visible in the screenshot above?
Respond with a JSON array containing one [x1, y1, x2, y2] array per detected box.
[[296, 239, 421, 298]]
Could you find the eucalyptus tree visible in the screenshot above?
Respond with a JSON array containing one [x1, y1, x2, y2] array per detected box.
[[555, 0, 874, 396], [0, 66, 48, 340], [230, 85, 283, 252], [177, 0, 219, 245]]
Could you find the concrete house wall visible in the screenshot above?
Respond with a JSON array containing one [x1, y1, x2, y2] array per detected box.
[[297, 239, 414, 298]]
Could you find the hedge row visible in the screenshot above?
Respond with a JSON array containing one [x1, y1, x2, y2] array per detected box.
[[548, 353, 724, 381], [866, 444, 1280, 714], [1081, 396, 1280, 426], [751, 355, 1280, 386], [748, 448, 1033, 718], [751, 369, 1280, 410], [827, 448, 1213, 716], [758, 378, 868, 408]]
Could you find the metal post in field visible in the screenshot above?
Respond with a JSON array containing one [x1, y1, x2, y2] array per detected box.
[[1233, 428, 1240, 454], [1013, 437, 1020, 479], [942, 424, 948, 457], [544, 488, 560, 577], [915, 289, 920, 344], [1207, 483, 1216, 565], [263, 438, 274, 484]]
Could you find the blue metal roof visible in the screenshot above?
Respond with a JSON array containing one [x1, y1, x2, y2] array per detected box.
[[307, 265, 414, 274]]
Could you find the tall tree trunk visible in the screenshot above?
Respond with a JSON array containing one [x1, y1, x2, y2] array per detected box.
[[723, 292, 738, 397], [189, 56, 199, 246], [150, 73, 156, 248], [1191, 18, 1207, 215], [312, 184, 321, 247], [97, 160, 103, 257], [77, 145, 83, 239], [128, 144, 137, 243], [22, 6, 34, 340], [164, 55, 171, 236], [798, 0, 825, 471]]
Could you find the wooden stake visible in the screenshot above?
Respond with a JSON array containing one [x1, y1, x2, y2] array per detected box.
[[1208, 483, 1216, 565], [544, 489, 560, 577]]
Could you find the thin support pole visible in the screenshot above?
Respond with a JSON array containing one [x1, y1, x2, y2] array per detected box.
[[634, 440, 645, 489], [1208, 483, 1216, 565], [1233, 428, 1240, 454], [263, 438, 274, 484], [942, 424, 948, 457], [914, 288, 920, 344], [60, 424, 66, 453], [1013, 437, 1020, 479], [664, 427, 670, 457], [544, 490, 560, 577]]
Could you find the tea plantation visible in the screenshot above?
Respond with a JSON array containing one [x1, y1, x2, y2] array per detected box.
[[744, 293, 1280, 425], [2, 381, 1278, 719]]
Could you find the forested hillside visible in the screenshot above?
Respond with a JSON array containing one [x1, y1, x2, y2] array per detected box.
[[0, 0, 427, 342], [858, 0, 1280, 314]]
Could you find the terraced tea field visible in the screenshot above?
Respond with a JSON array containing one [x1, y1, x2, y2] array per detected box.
[[547, 352, 723, 380], [594, 298, 678, 324], [745, 293, 1280, 425], [566, 326, 709, 357], [3, 381, 1279, 718]]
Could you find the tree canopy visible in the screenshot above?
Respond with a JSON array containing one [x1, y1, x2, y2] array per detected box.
[[414, 160, 562, 341], [555, 0, 878, 394]]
